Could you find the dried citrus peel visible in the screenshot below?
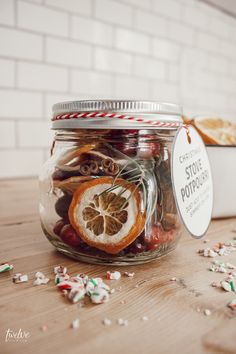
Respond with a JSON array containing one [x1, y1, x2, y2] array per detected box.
[[53, 176, 93, 194], [69, 177, 145, 254], [57, 144, 97, 171], [191, 117, 236, 145]]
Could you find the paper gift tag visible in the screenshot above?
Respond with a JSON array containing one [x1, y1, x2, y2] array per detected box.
[[172, 126, 213, 238]]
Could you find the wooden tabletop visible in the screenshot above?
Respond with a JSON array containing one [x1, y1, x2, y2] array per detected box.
[[0, 179, 236, 354]]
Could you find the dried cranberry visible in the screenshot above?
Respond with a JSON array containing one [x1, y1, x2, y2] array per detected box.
[[55, 193, 72, 220], [53, 219, 66, 235], [60, 224, 81, 247], [145, 224, 164, 251], [127, 241, 146, 254]]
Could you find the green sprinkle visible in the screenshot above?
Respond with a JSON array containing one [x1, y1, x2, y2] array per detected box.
[[230, 281, 235, 292], [90, 279, 97, 286], [0, 264, 13, 273]]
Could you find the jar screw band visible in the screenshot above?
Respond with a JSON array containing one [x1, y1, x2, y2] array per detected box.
[[52, 111, 185, 129]]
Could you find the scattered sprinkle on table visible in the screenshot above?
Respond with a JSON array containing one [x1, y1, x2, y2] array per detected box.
[[55, 267, 112, 305], [102, 318, 112, 326], [124, 272, 135, 278], [198, 239, 236, 258], [13, 273, 28, 283], [107, 271, 121, 280], [0, 263, 13, 273], [141, 316, 149, 321], [204, 309, 211, 316], [90, 288, 109, 304], [221, 280, 234, 292], [71, 318, 80, 329], [228, 299, 236, 310], [117, 318, 128, 326], [40, 324, 48, 332], [34, 271, 50, 286]]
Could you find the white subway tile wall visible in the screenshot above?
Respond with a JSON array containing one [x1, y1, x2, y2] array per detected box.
[[0, 0, 236, 177]]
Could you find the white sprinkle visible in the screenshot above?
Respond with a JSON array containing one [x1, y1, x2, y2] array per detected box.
[[221, 281, 232, 292], [109, 288, 115, 294], [34, 278, 43, 286], [54, 266, 67, 275], [200, 248, 218, 257], [203, 239, 210, 243], [209, 265, 227, 273], [35, 271, 45, 279], [204, 309, 211, 316], [120, 300, 126, 304], [71, 318, 80, 329], [141, 316, 149, 321], [170, 277, 177, 281], [196, 308, 201, 313], [124, 272, 135, 278], [209, 249, 218, 258], [34, 271, 50, 285], [102, 318, 112, 326], [107, 271, 121, 280], [226, 262, 236, 269], [117, 318, 128, 326], [34, 277, 50, 286], [218, 266, 227, 273], [13, 273, 28, 283], [218, 248, 226, 256]]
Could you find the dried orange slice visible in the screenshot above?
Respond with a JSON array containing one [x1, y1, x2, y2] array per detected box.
[[69, 177, 145, 254], [191, 117, 236, 145]]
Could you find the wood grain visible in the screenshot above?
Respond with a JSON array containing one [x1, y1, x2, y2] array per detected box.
[[0, 179, 236, 354]]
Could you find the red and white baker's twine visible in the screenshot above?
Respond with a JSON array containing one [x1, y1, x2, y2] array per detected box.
[[52, 111, 187, 129]]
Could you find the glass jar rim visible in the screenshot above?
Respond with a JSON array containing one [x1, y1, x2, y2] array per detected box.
[[52, 99, 183, 130]]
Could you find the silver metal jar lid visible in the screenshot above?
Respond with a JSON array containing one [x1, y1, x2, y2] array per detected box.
[[52, 100, 183, 130]]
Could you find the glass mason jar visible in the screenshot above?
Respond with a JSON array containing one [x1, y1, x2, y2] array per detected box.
[[39, 100, 183, 265]]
